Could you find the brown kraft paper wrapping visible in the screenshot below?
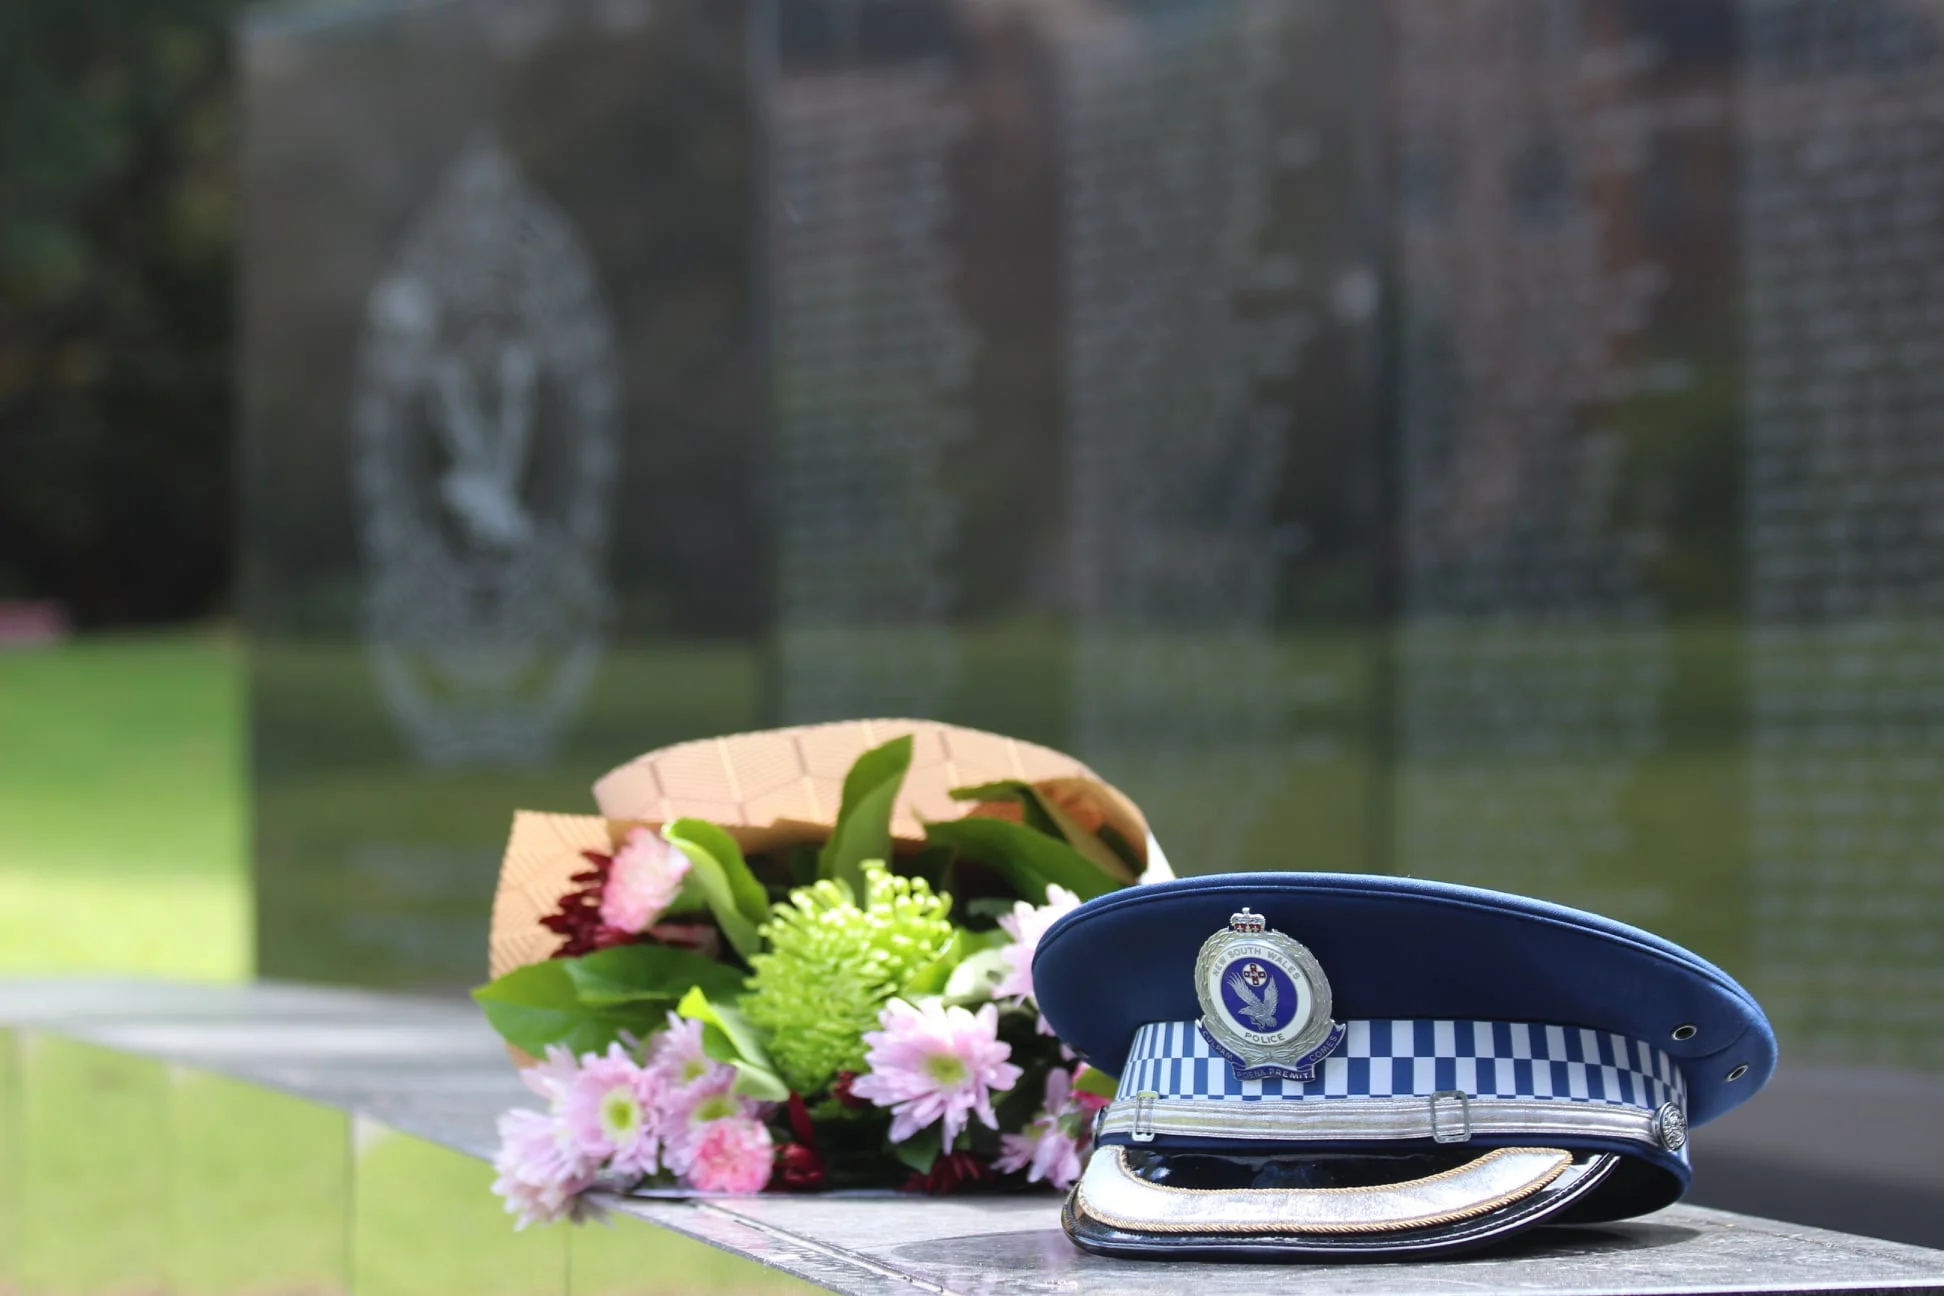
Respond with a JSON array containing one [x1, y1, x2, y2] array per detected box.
[[487, 718, 1151, 981]]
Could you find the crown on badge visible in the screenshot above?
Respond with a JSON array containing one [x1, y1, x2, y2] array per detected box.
[[1229, 908, 1267, 934]]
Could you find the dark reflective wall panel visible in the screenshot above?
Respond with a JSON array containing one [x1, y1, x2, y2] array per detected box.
[[242, 0, 761, 984], [241, 0, 1944, 1243], [760, 0, 1387, 869]]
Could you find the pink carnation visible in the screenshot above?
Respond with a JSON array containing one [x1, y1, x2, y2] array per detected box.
[[490, 1107, 602, 1229], [599, 828, 691, 934], [851, 1000, 1023, 1146], [683, 1115, 774, 1194], [993, 885, 1081, 1030], [995, 1066, 1089, 1191], [560, 1042, 665, 1177]]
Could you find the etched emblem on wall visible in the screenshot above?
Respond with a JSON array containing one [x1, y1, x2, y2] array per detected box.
[[352, 138, 619, 765]]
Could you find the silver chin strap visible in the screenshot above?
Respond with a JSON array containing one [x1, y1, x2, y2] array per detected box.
[[1097, 1089, 1678, 1153]]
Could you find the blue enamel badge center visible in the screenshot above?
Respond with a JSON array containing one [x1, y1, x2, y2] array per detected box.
[[1194, 908, 1345, 1081]]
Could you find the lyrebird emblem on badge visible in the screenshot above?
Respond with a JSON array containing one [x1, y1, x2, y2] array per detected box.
[[1195, 908, 1345, 1081]]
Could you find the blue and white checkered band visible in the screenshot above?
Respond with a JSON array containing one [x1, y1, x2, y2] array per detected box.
[[1100, 1019, 1691, 1162]]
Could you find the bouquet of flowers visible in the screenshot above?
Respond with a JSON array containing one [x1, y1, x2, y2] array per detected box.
[[475, 720, 1165, 1227]]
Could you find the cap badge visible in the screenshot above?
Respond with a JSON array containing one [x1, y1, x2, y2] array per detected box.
[[1193, 907, 1345, 1081]]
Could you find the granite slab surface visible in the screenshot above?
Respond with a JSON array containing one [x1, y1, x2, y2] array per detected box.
[[5, 979, 1941, 1296]]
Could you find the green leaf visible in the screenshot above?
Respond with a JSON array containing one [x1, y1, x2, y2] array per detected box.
[[564, 943, 745, 1007], [676, 986, 791, 1101], [786, 843, 821, 889], [663, 821, 766, 961], [902, 928, 971, 997], [946, 781, 1060, 836], [1024, 790, 1137, 886], [947, 781, 1026, 802], [664, 818, 768, 924], [818, 735, 914, 897], [1072, 1065, 1119, 1101], [683, 988, 775, 1072], [471, 960, 659, 1057], [1096, 822, 1144, 876], [951, 780, 1134, 885], [663, 870, 711, 915], [726, 1059, 791, 1102], [889, 1123, 942, 1175], [922, 815, 1120, 903], [941, 945, 1012, 1004]]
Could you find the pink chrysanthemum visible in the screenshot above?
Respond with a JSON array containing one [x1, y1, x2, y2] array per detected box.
[[645, 1013, 731, 1099], [851, 1000, 1023, 1146], [519, 1044, 583, 1109], [490, 1107, 602, 1230], [684, 1115, 775, 1194], [993, 885, 1081, 1031], [994, 1066, 1088, 1191], [560, 1043, 665, 1177], [599, 828, 691, 934]]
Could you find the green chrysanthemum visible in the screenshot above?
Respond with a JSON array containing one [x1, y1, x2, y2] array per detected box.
[[740, 860, 954, 1095]]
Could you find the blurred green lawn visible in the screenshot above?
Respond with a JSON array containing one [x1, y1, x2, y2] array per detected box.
[[0, 630, 249, 979]]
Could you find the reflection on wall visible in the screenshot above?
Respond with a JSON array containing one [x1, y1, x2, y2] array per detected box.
[[771, 65, 973, 722], [1741, 0, 1944, 1069], [246, 0, 757, 986], [1062, 0, 1359, 869], [1391, 2, 1726, 921], [352, 139, 619, 766]]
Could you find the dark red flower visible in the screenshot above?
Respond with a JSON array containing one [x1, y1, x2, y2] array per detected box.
[[786, 1093, 818, 1145], [773, 1140, 826, 1191], [905, 1150, 993, 1195], [540, 850, 640, 958], [771, 1093, 827, 1190], [830, 1071, 871, 1110]]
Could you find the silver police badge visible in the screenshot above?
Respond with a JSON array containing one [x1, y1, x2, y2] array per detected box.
[[1194, 908, 1345, 1081]]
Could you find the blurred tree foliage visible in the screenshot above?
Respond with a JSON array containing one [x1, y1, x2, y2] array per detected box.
[[0, 0, 244, 625]]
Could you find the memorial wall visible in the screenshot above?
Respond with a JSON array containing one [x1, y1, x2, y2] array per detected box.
[[240, 0, 1944, 1238], [243, 0, 761, 984]]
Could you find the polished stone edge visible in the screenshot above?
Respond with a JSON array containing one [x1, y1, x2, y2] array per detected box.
[[0, 979, 885, 1295], [607, 1196, 931, 1296], [7, 980, 1944, 1296]]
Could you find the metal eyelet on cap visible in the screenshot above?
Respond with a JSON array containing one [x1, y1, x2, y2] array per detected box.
[[1726, 1063, 1749, 1082], [1671, 1024, 1697, 1041]]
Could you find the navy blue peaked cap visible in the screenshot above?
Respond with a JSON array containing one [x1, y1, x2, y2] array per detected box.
[[1037, 873, 1772, 1253], [1034, 872, 1774, 1127]]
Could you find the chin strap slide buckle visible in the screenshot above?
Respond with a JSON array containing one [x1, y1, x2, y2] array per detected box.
[[1429, 1090, 1473, 1143], [1131, 1091, 1160, 1143]]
